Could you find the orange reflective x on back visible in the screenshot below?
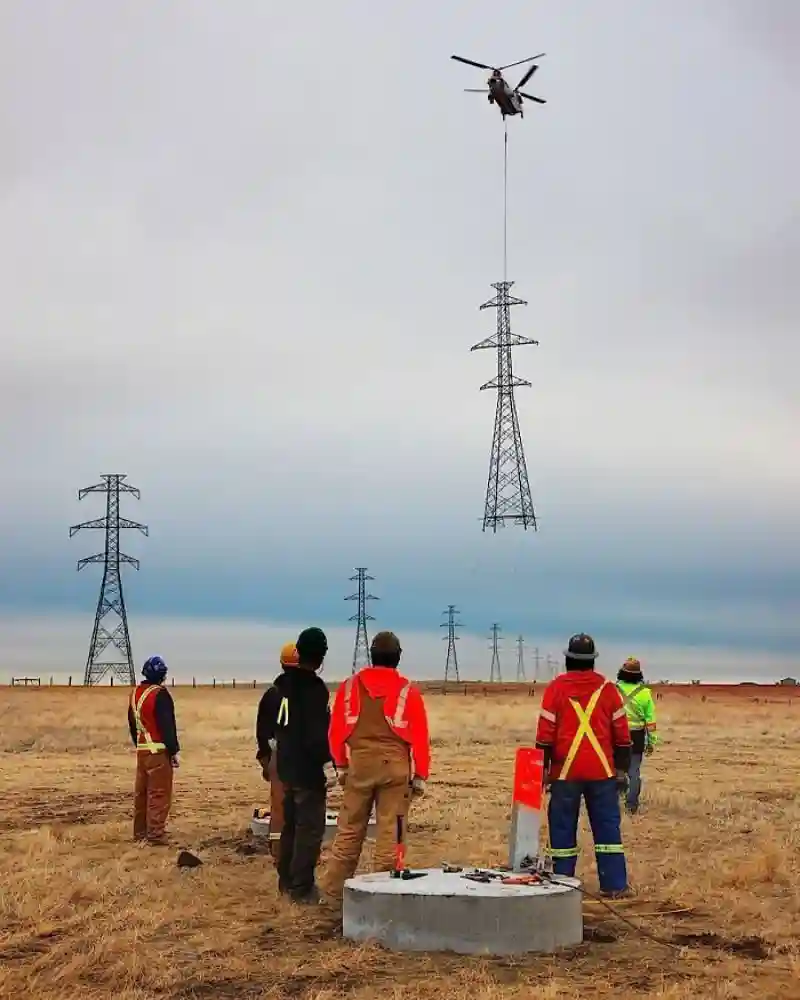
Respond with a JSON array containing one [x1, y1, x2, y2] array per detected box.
[[559, 682, 613, 780], [130, 684, 167, 753]]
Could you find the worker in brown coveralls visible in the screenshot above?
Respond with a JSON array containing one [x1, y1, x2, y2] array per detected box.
[[127, 655, 180, 845], [255, 642, 300, 867], [323, 631, 431, 904]]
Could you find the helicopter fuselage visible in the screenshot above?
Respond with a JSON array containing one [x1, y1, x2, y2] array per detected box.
[[487, 76, 523, 117]]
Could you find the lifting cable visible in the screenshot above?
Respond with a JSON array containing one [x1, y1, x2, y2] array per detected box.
[[502, 119, 509, 282]]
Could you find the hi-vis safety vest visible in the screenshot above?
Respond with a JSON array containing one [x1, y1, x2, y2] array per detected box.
[[616, 680, 659, 744], [559, 683, 615, 780], [130, 684, 167, 753]]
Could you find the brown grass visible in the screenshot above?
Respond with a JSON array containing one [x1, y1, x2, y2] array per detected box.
[[1, 686, 799, 1000]]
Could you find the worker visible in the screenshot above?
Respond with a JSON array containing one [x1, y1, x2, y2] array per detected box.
[[127, 655, 180, 846], [323, 631, 430, 905], [272, 627, 333, 904], [535, 634, 632, 897], [255, 642, 300, 867], [616, 657, 659, 815]]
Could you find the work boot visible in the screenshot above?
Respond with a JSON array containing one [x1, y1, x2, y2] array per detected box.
[[600, 886, 633, 900], [290, 884, 325, 906]]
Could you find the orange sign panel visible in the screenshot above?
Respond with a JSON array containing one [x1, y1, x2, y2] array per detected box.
[[512, 746, 544, 810]]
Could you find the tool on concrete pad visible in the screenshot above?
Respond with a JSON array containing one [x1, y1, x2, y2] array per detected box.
[[391, 815, 428, 880], [442, 862, 464, 873]]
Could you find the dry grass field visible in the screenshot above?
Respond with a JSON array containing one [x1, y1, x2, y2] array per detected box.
[[1, 684, 799, 1000]]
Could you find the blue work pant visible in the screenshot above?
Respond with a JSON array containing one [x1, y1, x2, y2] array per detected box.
[[548, 778, 627, 892], [627, 752, 643, 809]]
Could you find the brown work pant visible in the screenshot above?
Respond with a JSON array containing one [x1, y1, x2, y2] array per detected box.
[[133, 750, 173, 843], [268, 756, 285, 869], [324, 753, 411, 902]]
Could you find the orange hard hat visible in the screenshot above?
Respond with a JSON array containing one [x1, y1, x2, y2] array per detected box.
[[279, 642, 299, 667]]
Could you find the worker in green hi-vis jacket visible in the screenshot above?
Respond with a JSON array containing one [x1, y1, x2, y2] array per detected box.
[[615, 657, 660, 814]]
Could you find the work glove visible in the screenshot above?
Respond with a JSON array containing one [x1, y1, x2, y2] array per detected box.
[[171, 754, 180, 769], [324, 763, 338, 791], [411, 776, 426, 798], [644, 743, 654, 756], [615, 770, 629, 795], [336, 767, 348, 789]]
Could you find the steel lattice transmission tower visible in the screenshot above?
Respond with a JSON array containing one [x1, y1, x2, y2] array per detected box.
[[471, 281, 538, 532], [441, 605, 462, 683], [345, 568, 379, 673], [488, 623, 502, 682], [69, 475, 148, 686], [516, 635, 526, 681]]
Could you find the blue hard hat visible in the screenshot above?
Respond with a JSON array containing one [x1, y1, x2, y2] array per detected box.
[[142, 655, 168, 682]]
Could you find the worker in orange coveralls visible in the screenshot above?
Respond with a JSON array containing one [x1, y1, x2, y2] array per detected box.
[[255, 642, 301, 868], [535, 633, 632, 897], [323, 631, 430, 903], [127, 655, 180, 846]]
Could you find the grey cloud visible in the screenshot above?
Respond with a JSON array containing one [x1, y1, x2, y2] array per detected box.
[[1, 0, 798, 615]]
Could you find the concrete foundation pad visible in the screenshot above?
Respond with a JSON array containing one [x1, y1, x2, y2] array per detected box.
[[343, 868, 583, 955], [250, 810, 377, 844]]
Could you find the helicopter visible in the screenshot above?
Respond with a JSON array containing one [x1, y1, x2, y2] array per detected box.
[[450, 54, 546, 119]]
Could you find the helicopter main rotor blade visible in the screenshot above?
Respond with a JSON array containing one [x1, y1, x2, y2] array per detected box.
[[498, 53, 546, 71], [451, 54, 494, 71], [519, 92, 547, 104], [516, 63, 539, 90]]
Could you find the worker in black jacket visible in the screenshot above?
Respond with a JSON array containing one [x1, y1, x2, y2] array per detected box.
[[272, 627, 334, 903]]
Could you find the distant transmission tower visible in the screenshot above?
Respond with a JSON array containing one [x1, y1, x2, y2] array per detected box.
[[441, 605, 462, 682], [516, 635, 526, 681], [345, 568, 378, 673], [489, 624, 502, 682], [532, 646, 542, 681], [69, 475, 148, 686], [471, 281, 538, 532]]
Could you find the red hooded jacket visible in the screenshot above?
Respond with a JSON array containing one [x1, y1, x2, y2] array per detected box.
[[329, 667, 431, 780], [535, 669, 631, 781]]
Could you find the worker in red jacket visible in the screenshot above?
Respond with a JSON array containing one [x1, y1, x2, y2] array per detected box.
[[323, 631, 430, 904], [536, 633, 632, 896]]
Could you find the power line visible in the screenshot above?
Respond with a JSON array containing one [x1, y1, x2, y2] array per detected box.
[[69, 474, 148, 686], [441, 605, 462, 683]]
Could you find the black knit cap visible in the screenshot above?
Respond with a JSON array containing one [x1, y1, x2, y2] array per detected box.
[[564, 633, 598, 661], [296, 627, 328, 660]]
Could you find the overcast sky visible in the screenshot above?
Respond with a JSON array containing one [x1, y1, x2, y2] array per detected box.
[[1, 0, 797, 680]]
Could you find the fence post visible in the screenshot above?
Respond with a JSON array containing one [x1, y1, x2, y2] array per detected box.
[[68, 676, 72, 687], [193, 677, 196, 689], [233, 678, 236, 690], [213, 678, 216, 688]]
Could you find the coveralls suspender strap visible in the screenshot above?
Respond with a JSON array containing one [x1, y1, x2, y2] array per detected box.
[[131, 686, 167, 753]]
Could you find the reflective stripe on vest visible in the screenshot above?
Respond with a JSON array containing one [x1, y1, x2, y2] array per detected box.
[[559, 683, 613, 780], [616, 681, 647, 728], [343, 678, 358, 726], [277, 697, 289, 726], [131, 685, 166, 753], [390, 683, 411, 729]]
